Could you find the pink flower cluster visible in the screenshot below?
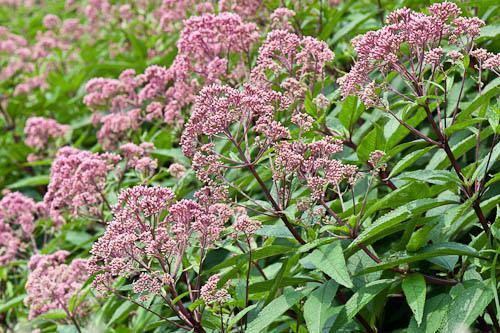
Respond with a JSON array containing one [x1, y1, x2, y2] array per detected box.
[[168, 163, 187, 179], [181, 30, 335, 189], [0, 14, 86, 98], [470, 48, 500, 75], [200, 274, 230, 304], [24, 251, 89, 319], [0, 191, 45, 265], [0, 191, 38, 234], [368, 150, 387, 172], [43, 147, 120, 224], [84, 12, 258, 150], [233, 209, 261, 236], [83, 64, 193, 149], [154, 0, 261, 33], [177, 12, 258, 77], [24, 117, 69, 161], [275, 137, 359, 200], [270, 8, 296, 31], [252, 29, 334, 92], [180, 84, 290, 160], [0, 221, 20, 265], [155, 0, 214, 32], [219, 0, 262, 19], [89, 185, 232, 295], [337, 2, 488, 102], [0, 26, 36, 88], [119, 142, 158, 175]]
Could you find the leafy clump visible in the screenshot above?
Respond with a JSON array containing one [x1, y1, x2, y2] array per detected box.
[[0, 1, 498, 332]]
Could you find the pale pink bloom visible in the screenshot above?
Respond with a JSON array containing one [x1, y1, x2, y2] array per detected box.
[[274, 137, 356, 200], [234, 212, 261, 236], [120, 142, 157, 175], [200, 274, 230, 304], [43, 14, 61, 30], [181, 83, 290, 159], [0, 191, 37, 234], [470, 48, 490, 61], [484, 53, 500, 73], [89, 185, 232, 294], [270, 8, 295, 30], [0, 222, 20, 265], [24, 117, 69, 151], [313, 94, 330, 109], [168, 163, 186, 179], [424, 47, 443, 66], [338, 3, 485, 101], [219, 0, 262, 19], [252, 29, 333, 90], [24, 251, 89, 319], [368, 150, 386, 171], [44, 147, 120, 224], [447, 50, 464, 62]]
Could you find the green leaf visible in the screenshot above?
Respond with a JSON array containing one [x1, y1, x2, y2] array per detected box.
[[407, 294, 451, 333], [348, 199, 452, 257], [153, 148, 190, 164], [246, 287, 312, 333], [402, 273, 426, 326], [331, 13, 374, 44], [457, 83, 500, 121], [345, 279, 395, 319], [0, 295, 25, 313], [397, 170, 460, 185], [405, 217, 440, 252], [254, 225, 294, 239], [337, 96, 364, 132], [363, 182, 429, 218], [65, 231, 93, 247], [357, 125, 386, 162], [265, 258, 290, 305], [107, 301, 135, 326], [359, 243, 483, 274], [444, 281, 494, 332], [208, 245, 295, 272], [7, 175, 49, 189], [426, 126, 494, 170], [249, 277, 318, 294], [226, 304, 259, 331], [301, 242, 353, 288], [478, 24, 500, 41], [470, 141, 500, 182], [389, 146, 435, 178], [443, 118, 485, 136], [486, 104, 499, 133], [37, 309, 67, 320], [304, 281, 341, 333], [446, 194, 500, 237], [298, 238, 334, 253]]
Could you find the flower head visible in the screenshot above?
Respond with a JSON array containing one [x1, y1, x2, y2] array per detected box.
[[0, 191, 37, 234], [201, 274, 230, 304], [44, 147, 120, 224], [24, 251, 89, 319]]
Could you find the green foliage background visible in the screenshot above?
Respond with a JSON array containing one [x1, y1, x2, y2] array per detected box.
[[0, 0, 499, 332]]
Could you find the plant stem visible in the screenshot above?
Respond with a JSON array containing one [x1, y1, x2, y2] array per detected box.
[[227, 133, 306, 244], [376, 0, 384, 25], [336, 290, 375, 333], [244, 238, 252, 329], [357, 243, 458, 286]]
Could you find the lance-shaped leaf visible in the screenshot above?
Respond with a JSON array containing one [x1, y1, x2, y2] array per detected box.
[[301, 242, 353, 288], [246, 287, 312, 333], [304, 280, 341, 333], [402, 273, 426, 326]]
